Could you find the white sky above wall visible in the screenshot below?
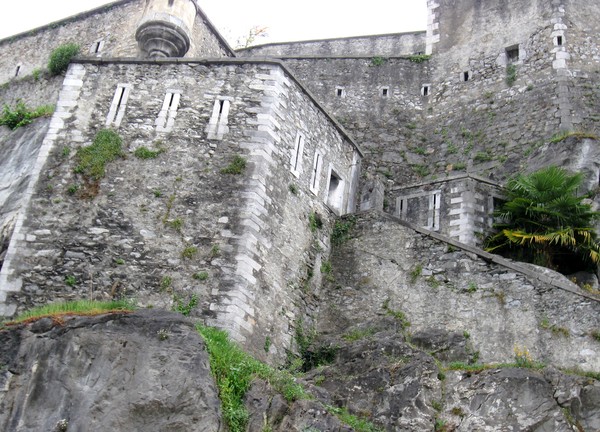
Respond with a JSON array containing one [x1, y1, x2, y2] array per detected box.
[[0, 0, 427, 47]]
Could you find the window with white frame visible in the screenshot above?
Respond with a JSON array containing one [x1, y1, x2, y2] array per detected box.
[[206, 97, 231, 140], [309, 151, 323, 195], [91, 40, 105, 56], [290, 133, 305, 177], [105, 84, 132, 127], [155, 91, 181, 132]]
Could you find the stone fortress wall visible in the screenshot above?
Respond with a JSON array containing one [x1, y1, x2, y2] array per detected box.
[[0, 57, 361, 359], [0, 0, 599, 361]]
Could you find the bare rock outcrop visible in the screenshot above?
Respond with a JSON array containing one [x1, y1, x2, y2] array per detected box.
[[0, 310, 222, 432]]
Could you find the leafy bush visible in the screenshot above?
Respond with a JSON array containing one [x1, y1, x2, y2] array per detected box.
[[74, 129, 124, 180], [485, 166, 600, 273], [220, 155, 247, 174], [48, 43, 80, 75], [0, 101, 53, 130]]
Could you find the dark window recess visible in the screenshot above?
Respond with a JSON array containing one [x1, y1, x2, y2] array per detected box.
[[382, 88, 389, 96], [462, 71, 469, 82], [218, 99, 225, 114], [506, 45, 519, 63], [422, 85, 430, 96], [336, 88, 343, 97], [557, 36, 563, 46], [15, 66, 20, 77], [168, 0, 175, 6]]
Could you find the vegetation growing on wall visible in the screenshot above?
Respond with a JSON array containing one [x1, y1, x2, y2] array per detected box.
[[197, 324, 306, 432], [48, 43, 80, 75], [220, 155, 247, 174], [74, 129, 124, 180], [0, 100, 53, 129], [1, 300, 135, 328], [485, 166, 600, 274]]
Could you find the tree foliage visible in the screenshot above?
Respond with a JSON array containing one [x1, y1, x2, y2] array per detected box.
[[485, 166, 600, 273]]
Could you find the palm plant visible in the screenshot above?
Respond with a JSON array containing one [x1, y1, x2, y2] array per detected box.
[[485, 166, 600, 273]]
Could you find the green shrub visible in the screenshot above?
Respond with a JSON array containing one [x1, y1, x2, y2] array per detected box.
[[221, 155, 247, 174], [506, 64, 517, 86], [408, 54, 431, 63], [0, 101, 54, 130], [48, 43, 80, 75], [172, 294, 198, 316], [74, 129, 124, 180]]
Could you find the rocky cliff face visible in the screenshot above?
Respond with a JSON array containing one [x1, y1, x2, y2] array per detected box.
[[1, 308, 599, 431]]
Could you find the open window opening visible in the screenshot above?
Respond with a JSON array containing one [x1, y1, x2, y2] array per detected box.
[[421, 85, 430, 96], [326, 167, 345, 213], [336, 86, 345, 98], [461, 71, 470, 82], [506, 45, 520, 63], [555, 35, 563, 46], [381, 87, 389, 97], [168, 0, 175, 6], [15, 65, 20, 77]]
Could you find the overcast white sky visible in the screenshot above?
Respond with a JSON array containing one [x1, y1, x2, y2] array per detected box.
[[0, 0, 427, 46]]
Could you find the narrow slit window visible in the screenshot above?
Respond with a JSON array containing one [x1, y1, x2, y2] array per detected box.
[[556, 35, 563, 46], [428, 192, 441, 231], [206, 97, 231, 140], [105, 84, 132, 127], [336, 86, 345, 98], [91, 40, 105, 55], [310, 152, 322, 194], [156, 91, 181, 132], [290, 133, 305, 177], [462, 71, 470, 82], [381, 87, 389, 97], [15, 65, 20, 77], [421, 85, 430, 96]]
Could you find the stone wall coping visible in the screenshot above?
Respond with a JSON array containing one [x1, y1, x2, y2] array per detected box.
[[247, 55, 432, 61], [73, 57, 364, 157], [389, 172, 504, 192], [0, 0, 236, 57], [236, 30, 427, 52], [360, 210, 600, 303]]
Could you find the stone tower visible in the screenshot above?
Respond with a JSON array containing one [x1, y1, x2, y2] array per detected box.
[[136, 0, 198, 58]]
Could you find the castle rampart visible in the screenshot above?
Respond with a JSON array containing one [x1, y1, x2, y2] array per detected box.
[[0, 58, 361, 358]]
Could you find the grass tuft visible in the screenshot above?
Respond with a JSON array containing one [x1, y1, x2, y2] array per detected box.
[[2, 300, 135, 328], [74, 129, 124, 180], [197, 324, 306, 432]]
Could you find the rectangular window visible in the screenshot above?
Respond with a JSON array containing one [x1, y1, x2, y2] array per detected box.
[[421, 84, 430, 96], [336, 86, 345, 98], [461, 71, 470, 82], [290, 133, 305, 177], [506, 45, 520, 63], [206, 97, 231, 140], [155, 91, 181, 132], [381, 87, 389, 97], [105, 84, 132, 127], [309, 151, 323, 195], [326, 166, 345, 214], [15, 65, 20, 77], [168, 0, 175, 5]]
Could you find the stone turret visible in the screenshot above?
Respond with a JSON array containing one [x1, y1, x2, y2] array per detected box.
[[135, 0, 198, 58]]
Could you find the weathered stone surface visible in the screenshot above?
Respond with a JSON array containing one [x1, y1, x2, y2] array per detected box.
[[318, 211, 600, 370], [0, 310, 222, 432]]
